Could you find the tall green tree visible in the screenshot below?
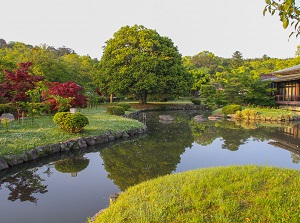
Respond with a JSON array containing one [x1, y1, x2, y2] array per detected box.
[[97, 25, 191, 103]]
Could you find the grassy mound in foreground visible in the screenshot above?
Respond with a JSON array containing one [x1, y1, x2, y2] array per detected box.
[[94, 165, 300, 223]]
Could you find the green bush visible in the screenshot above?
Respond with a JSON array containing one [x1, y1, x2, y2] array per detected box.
[[117, 103, 131, 111], [106, 106, 125, 115], [222, 104, 242, 116], [53, 112, 89, 133], [98, 96, 110, 103], [191, 98, 201, 105], [0, 103, 17, 115]]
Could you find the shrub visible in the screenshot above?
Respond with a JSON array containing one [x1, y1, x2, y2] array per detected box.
[[191, 98, 201, 105], [235, 110, 243, 119], [117, 103, 131, 111], [241, 109, 252, 119], [0, 103, 16, 115], [99, 96, 110, 103], [222, 104, 242, 116], [53, 112, 89, 133], [106, 106, 125, 115]]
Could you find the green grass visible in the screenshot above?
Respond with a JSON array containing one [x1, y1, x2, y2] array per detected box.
[[0, 106, 143, 157], [94, 165, 300, 223], [251, 107, 296, 118]]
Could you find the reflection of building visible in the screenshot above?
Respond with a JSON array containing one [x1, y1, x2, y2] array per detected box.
[[267, 123, 300, 156], [262, 65, 300, 107]]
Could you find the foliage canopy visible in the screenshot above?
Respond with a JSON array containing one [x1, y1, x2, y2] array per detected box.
[[97, 25, 191, 103]]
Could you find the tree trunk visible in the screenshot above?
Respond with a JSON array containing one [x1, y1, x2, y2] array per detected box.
[[138, 91, 148, 104]]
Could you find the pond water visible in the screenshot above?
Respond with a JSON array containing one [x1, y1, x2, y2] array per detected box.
[[1, 110, 300, 223]]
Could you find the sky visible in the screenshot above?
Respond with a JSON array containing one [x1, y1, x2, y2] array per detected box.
[[1, 0, 299, 60]]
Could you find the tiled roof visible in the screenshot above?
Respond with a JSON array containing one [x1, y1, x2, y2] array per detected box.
[[270, 64, 300, 75]]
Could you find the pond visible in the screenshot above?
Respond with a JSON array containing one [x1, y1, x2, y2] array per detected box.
[[1, 110, 300, 223]]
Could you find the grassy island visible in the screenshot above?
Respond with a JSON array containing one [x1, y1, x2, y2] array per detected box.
[[0, 106, 143, 157], [94, 165, 300, 223]]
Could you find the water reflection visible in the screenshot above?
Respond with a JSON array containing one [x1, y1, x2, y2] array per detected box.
[[100, 111, 195, 190], [0, 168, 48, 204], [54, 156, 90, 177], [1, 111, 300, 223]]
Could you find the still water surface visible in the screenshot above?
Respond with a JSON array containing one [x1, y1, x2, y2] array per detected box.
[[1, 110, 300, 223]]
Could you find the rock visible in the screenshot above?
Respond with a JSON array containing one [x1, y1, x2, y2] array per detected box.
[[159, 115, 174, 121], [122, 131, 129, 138], [126, 129, 135, 136], [60, 142, 70, 152], [76, 138, 88, 149], [21, 152, 29, 162], [0, 113, 14, 122], [27, 149, 38, 160], [50, 143, 61, 154], [208, 115, 222, 121], [85, 136, 96, 146], [36, 145, 49, 157], [109, 193, 120, 204], [95, 134, 108, 144], [67, 139, 80, 150], [107, 132, 115, 141], [113, 131, 123, 139], [194, 115, 206, 122], [4, 155, 24, 166], [0, 157, 9, 170]]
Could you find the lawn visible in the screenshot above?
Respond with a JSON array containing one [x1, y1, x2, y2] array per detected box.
[[94, 165, 300, 223], [0, 106, 144, 157]]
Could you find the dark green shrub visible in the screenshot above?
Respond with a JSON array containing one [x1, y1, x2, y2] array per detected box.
[[191, 98, 202, 105], [106, 106, 125, 115], [53, 112, 89, 133], [99, 96, 110, 103], [0, 103, 17, 115], [222, 104, 242, 116], [117, 103, 131, 111]]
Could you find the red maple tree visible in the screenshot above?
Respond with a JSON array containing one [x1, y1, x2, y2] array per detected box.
[[0, 62, 44, 103], [42, 81, 87, 111]]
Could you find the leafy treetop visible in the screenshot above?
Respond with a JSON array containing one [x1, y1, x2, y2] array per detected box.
[[98, 25, 191, 104]]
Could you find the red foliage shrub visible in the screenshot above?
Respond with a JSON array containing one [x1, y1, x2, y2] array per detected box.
[[0, 62, 44, 103], [42, 81, 87, 111]]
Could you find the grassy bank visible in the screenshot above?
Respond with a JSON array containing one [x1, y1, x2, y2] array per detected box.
[[214, 106, 299, 120], [94, 165, 300, 223], [0, 106, 143, 157]]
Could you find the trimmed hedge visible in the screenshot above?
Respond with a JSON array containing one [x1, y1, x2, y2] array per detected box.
[[117, 103, 131, 111], [191, 98, 201, 105], [53, 112, 89, 133], [106, 106, 125, 115], [222, 104, 242, 116]]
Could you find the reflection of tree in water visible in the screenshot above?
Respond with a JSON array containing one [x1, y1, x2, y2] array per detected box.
[[291, 153, 300, 164], [190, 119, 272, 151], [100, 111, 194, 191], [0, 168, 48, 204], [189, 120, 218, 146], [54, 157, 90, 177]]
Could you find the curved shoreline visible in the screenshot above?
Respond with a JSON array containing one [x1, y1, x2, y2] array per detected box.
[[0, 104, 203, 171], [0, 110, 148, 171]]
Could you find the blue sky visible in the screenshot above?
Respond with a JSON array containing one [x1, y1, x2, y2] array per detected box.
[[1, 0, 299, 59]]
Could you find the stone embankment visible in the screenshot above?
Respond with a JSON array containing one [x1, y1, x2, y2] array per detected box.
[[0, 126, 147, 171]]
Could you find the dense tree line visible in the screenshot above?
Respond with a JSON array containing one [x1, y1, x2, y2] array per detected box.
[[0, 39, 99, 90], [1, 34, 300, 107], [183, 50, 300, 107]]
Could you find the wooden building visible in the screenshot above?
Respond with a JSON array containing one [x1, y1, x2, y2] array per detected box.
[[262, 64, 300, 106]]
